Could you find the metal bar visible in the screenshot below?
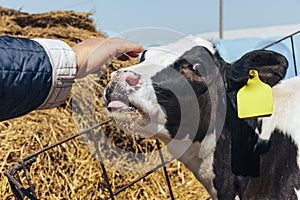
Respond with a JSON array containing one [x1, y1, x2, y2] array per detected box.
[[290, 36, 298, 76], [103, 162, 168, 200], [156, 140, 175, 200], [21, 119, 112, 162], [88, 130, 115, 200], [5, 172, 37, 200], [5, 171, 24, 199], [219, 0, 223, 39], [103, 141, 175, 200], [19, 160, 36, 197], [8, 157, 37, 174], [5, 157, 37, 200], [6, 119, 112, 200], [260, 30, 300, 50], [5, 172, 24, 190], [8, 179, 24, 200], [18, 188, 38, 200]]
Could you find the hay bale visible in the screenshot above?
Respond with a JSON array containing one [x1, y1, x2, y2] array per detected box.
[[0, 7, 104, 45], [0, 7, 210, 199]]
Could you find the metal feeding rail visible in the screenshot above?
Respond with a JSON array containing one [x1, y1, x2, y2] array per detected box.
[[5, 118, 174, 200], [5, 119, 113, 200], [260, 30, 300, 76], [5, 30, 300, 200]]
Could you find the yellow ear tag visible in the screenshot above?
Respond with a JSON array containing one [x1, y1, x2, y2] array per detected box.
[[237, 70, 273, 119]]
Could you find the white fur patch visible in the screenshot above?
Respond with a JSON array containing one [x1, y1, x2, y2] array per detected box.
[[176, 134, 218, 199], [234, 195, 241, 200], [295, 188, 300, 199], [198, 131, 216, 159], [129, 77, 169, 137], [176, 140, 217, 199], [196, 145, 218, 199], [260, 76, 300, 168]]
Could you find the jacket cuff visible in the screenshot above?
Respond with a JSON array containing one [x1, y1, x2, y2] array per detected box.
[[32, 38, 77, 109]]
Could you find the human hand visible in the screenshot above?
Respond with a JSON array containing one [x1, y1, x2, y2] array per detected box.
[[72, 37, 144, 79]]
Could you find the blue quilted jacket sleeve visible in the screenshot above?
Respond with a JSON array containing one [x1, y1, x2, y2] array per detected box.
[[0, 36, 52, 121], [0, 36, 77, 121]]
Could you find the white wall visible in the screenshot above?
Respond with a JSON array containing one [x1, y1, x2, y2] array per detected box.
[[198, 24, 300, 39]]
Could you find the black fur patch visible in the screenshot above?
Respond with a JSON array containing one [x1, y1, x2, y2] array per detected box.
[[151, 46, 218, 142], [238, 130, 300, 199], [213, 129, 300, 199], [225, 95, 261, 177]]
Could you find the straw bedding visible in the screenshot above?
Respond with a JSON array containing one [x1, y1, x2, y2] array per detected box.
[[0, 7, 210, 200]]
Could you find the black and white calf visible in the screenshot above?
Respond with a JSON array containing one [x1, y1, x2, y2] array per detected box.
[[104, 36, 300, 199]]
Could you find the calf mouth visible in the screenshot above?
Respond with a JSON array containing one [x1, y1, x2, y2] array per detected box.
[[107, 99, 137, 113], [107, 95, 137, 112], [105, 96, 149, 123]]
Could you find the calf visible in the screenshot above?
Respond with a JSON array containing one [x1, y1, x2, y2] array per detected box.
[[104, 36, 300, 199]]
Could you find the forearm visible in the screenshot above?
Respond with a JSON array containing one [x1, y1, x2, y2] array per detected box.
[[0, 36, 143, 121]]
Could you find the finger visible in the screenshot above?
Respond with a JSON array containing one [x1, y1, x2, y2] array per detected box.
[[111, 39, 144, 53], [116, 45, 144, 56], [116, 50, 143, 61], [126, 51, 141, 58], [117, 54, 130, 61]]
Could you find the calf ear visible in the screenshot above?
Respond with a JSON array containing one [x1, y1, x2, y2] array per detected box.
[[226, 50, 288, 91]]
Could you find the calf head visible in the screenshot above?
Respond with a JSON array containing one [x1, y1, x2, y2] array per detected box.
[[104, 36, 288, 161], [104, 37, 221, 144]]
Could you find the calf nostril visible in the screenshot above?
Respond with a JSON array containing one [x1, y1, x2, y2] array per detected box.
[[125, 74, 140, 86]]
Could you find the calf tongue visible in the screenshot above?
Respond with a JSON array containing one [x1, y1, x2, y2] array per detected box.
[[108, 100, 129, 108]]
